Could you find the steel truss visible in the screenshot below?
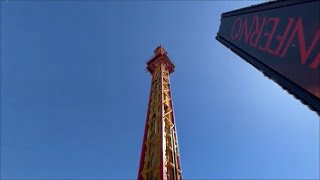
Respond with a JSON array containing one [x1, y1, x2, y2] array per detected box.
[[138, 47, 182, 180]]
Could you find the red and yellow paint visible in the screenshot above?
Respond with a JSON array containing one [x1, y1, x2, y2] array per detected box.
[[138, 46, 182, 180]]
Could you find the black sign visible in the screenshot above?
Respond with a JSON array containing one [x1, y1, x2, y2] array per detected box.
[[216, 0, 320, 114]]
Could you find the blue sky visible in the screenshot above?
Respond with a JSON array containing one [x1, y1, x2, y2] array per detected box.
[[1, 1, 319, 179]]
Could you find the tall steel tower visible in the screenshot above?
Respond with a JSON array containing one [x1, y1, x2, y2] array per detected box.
[[138, 46, 182, 180]]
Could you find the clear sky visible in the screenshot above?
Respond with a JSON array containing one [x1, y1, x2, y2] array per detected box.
[[1, 1, 319, 179]]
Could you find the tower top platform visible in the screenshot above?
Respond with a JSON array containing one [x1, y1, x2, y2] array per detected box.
[[147, 46, 175, 74]]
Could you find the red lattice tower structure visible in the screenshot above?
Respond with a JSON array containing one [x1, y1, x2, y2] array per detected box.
[[138, 46, 182, 180]]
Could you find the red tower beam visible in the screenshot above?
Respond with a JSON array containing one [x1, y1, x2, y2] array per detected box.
[[138, 46, 182, 180]]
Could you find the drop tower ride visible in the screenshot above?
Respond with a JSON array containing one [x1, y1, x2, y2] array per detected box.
[[138, 46, 182, 180]]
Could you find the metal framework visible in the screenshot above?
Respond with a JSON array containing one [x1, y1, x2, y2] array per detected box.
[[138, 46, 182, 180]]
